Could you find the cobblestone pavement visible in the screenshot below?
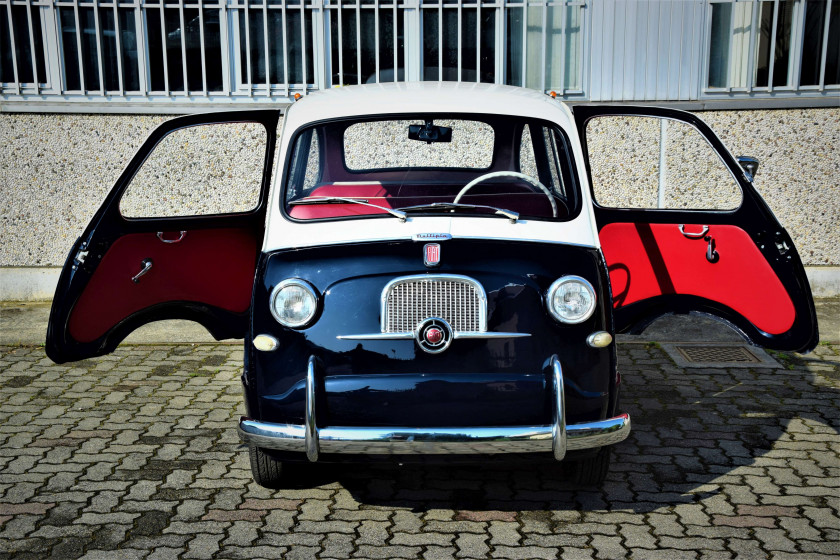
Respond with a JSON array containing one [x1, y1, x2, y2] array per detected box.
[[1, 343, 839, 560]]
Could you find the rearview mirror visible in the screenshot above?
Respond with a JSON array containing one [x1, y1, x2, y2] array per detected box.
[[737, 156, 759, 182], [408, 120, 452, 144]]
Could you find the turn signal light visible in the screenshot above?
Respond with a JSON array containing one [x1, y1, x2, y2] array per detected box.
[[587, 331, 613, 348]]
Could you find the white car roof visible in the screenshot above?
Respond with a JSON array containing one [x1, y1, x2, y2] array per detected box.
[[283, 82, 575, 131], [264, 83, 599, 252]]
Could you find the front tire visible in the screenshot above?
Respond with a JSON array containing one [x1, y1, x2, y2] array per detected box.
[[248, 444, 284, 488], [570, 446, 612, 486]]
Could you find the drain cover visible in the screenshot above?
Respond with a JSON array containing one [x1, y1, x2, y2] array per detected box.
[[676, 345, 762, 363], [661, 343, 782, 368]]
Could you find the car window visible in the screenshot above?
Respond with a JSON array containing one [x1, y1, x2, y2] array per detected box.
[[585, 115, 742, 210], [120, 122, 267, 217], [284, 115, 578, 222], [343, 119, 494, 170]]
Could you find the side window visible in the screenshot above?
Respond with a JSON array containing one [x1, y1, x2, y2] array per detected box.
[[519, 124, 570, 200], [120, 122, 267, 217], [585, 116, 742, 210], [519, 125, 538, 178], [286, 129, 321, 201]]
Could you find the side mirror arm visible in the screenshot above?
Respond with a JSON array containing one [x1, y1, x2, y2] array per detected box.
[[737, 156, 760, 182]]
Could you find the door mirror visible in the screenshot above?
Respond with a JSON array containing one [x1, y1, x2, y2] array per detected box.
[[737, 156, 759, 182]]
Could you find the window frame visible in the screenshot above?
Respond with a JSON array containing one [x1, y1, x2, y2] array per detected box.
[[279, 112, 583, 225]]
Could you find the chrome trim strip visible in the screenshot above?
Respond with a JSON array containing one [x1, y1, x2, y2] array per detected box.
[[238, 354, 630, 457], [453, 332, 531, 339], [336, 333, 416, 340], [336, 331, 530, 341], [304, 357, 319, 462], [379, 274, 488, 333], [551, 357, 567, 461]]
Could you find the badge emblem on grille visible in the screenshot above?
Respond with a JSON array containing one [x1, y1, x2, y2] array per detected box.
[[424, 243, 441, 268], [416, 318, 453, 354]]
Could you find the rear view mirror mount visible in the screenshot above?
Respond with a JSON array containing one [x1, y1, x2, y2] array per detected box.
[[408, 120, 452, 144]]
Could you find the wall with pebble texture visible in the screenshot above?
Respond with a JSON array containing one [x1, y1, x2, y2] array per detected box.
[[0, 108, 837, 267]]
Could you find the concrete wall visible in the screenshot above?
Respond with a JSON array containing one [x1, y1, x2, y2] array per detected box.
[[0, 108, 838, 298]]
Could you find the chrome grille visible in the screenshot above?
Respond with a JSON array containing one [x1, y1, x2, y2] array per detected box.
[[382, 276, 485, 333]]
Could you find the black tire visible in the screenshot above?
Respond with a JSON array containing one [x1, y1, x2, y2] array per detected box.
[[570, 446, 612, 486], [248, 444, 284, 489]]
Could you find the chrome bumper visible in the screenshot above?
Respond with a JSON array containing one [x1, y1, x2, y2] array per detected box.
[[238, 355, 630, 462]]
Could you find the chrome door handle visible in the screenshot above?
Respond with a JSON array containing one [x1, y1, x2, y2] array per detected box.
[[131, 259, 153, 283], [157, 231, 187, 243], [678, 224, 709, 238]]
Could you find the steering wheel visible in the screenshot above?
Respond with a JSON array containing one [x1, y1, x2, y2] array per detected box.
[[453, 171, 558, 218]]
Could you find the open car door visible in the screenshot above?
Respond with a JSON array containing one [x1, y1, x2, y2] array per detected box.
[[46, 111, 280, 363], [575, 106, 818, 353]]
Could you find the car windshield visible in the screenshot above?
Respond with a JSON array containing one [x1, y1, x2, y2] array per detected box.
[[283, 114, 578, 222]]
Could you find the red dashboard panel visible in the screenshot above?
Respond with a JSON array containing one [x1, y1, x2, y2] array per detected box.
[[599, 222, 795, 335], [68, 228, 258, 343]]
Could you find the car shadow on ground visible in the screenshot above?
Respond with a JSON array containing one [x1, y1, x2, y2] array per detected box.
[[274, 343, 840, 514]]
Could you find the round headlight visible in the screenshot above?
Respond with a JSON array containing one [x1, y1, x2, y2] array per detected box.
[[270, 279, 318, 328], [547, 276, 597, 324]]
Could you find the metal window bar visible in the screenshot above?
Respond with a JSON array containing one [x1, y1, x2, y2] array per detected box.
[[393, 2, 397, 82], [72, 1, 85, 90], [300, 0, 307, 92], [281, 2, 288, 95], [457, 1, 461, 82], [355, 0, 361, 84], [135, 1, 147, 94], [262, 0, 269, 96], [199, 4, 206, 94], [25, 0, 39, 92], [92, 0, 104, 94], [112, 0, 123, 94], [818, 0, 831, 90], [374, 0, 379, 83], [158, 1, 168, 93], [438, 2, 442, 81], [177, 1, 187, 94], [4, 0, 21, 93]]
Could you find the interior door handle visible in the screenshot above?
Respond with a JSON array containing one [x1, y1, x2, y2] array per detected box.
[[131, 259, 153, 283], [678, 224, 709, 238], [157, 231, 187, 243]]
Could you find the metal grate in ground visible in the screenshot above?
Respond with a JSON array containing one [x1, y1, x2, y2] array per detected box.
[[661, 343, 783, 368]]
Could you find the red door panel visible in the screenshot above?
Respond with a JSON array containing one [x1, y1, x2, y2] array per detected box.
[[600, 223, 795, 335], [68, 228, 258, 343]]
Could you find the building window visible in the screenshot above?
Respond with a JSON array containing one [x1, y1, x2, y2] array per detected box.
[[1, 0, 587, 103], [706, 0, 840, 93], [0, 3, 47, 87]]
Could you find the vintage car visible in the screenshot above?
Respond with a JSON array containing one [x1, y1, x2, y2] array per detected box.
[[46, 83, 818, 487]]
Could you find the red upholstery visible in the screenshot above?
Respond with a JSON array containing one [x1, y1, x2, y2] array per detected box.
[[68, 228, 258, 343], [288, 183, 558, 219], [600, 223, 795, 335]]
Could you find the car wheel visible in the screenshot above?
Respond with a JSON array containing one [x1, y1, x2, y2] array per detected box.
[[248, 444, 284, 489], [570, 446, 612, 486]]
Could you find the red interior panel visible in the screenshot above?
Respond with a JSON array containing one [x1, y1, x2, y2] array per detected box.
[[68, 228, 258, 343], [600, 223, 795, 335], [288, 183, 558, 219]]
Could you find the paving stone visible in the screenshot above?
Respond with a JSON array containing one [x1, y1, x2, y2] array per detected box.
[[0, 343, 838, 558]]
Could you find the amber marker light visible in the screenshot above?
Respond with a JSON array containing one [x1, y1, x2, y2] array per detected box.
[[549, 91, 557, 98], [587, 332, 613, 348], [253, 334, 279, 352], [294, 93, 302, 101]]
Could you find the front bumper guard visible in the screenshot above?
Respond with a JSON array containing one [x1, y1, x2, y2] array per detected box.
[[238, 355, 630, 462]]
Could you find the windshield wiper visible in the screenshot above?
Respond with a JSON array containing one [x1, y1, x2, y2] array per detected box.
[[398, 202, 519, 223], [290, 196, 407, 222]]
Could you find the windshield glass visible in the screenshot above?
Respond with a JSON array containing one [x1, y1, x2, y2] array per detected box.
[[283, 114, 578, 222]]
